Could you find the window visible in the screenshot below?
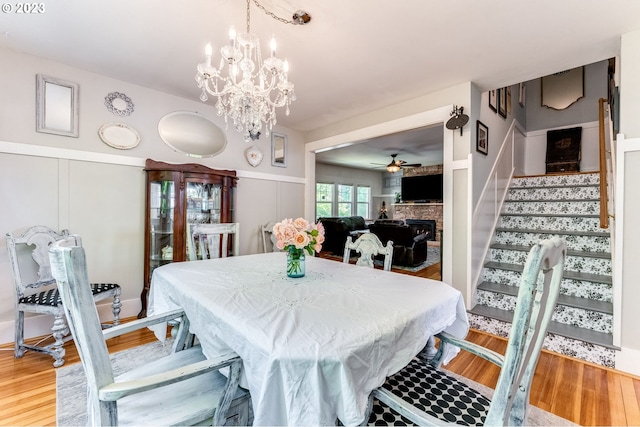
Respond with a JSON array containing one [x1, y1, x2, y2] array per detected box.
[[316, 183, 371, 218], [338, 185, 353, 217], [316, 183, 334, 219], [356, 186, 370, 218]]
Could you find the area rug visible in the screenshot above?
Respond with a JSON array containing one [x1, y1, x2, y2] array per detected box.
[[56, 340, 174, 426], [57, 339, 575, 426], [375, 246, 440, 272]]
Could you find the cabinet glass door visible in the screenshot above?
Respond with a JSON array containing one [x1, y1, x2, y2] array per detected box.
[[185, 181, 222, 259], [149, 179, 175, 273], [185, 181, 221, 225]]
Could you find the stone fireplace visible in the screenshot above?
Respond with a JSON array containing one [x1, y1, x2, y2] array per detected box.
[[405, 219, 437, 241], [392, 204, 443, 241], [392, 164, 443, 241]]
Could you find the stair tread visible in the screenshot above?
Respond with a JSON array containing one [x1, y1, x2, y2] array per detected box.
[[468, 305, 615, 349], [477, 281, 613, 313], [484, 261, 613, 284], [495, 227, 610, 237], [490, 243, 611, 259], [510, 184, 600, 189], [500, 213, 599, 218], [504, 198, 600, 202]]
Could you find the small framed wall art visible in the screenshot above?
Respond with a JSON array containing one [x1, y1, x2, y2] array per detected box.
[[476, 120, 488, 155], [498, 87, 507, 118], [488, 89, 497, 112]]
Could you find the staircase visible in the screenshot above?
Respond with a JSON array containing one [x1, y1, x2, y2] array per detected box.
[[468, 172, 616, 368]]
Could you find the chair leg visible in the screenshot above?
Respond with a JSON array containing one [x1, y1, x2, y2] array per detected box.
[[51, 313, 67, 367], [14, 310, 25, 358], [111, 288, 121, 326]]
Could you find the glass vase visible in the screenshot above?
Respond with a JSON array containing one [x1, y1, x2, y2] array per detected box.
[[287, 247, 306, 278]]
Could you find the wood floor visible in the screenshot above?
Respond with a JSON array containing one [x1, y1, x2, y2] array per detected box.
[[1, 259, 639, 426]]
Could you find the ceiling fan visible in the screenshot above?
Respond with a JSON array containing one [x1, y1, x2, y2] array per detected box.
[[373, 154, 421, 173]]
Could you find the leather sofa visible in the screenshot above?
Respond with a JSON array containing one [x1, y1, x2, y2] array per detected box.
[[368, 220, 429, 267], [318, 216, 368, 256]]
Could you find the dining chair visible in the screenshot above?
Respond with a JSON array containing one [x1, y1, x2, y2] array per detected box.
[[366, 237, 566, 426], [5, 225, 121, 367], [260, 221, 280, 253], [190, 223, 240, 260], [48, 236, 250, 426], [343, 233, 394, 271]]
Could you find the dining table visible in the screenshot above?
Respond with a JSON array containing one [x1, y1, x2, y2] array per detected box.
[[148, 252, 469, 426]]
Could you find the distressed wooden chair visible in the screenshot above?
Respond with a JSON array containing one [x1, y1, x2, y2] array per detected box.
[[343, 233, 394, 271], [5, 225, 121, 367], [366, 237, 566, 426], [48, 236, 250, 426], [190, 223, 240, 260], [260, 221, 280, 253]]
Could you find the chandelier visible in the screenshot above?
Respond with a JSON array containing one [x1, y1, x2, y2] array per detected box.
[[195, 0, 311, 142]]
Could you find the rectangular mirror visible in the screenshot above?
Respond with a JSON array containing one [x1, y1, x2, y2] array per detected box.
[[271, 133, 287, 167], [36, 74, 79, 137]]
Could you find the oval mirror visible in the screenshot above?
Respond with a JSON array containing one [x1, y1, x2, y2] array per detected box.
[[158, 111, 227, 158]]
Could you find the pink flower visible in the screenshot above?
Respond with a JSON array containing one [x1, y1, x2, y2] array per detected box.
[[272, 217, 325, 254]]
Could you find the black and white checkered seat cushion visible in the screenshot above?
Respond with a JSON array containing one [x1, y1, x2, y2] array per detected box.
[[369, 358, 491, 426], [19, 283, 120, 307]]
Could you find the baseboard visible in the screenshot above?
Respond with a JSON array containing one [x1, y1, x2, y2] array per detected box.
[[0, 298, 141, 346], [615, 347, 640, 377]]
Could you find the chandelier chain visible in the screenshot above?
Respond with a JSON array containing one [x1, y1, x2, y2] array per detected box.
[[251, 0, 298, 25]]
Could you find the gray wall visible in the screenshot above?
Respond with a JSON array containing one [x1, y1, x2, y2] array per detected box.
[[0, 46, 305, 343], [525, 60, 608, 131]]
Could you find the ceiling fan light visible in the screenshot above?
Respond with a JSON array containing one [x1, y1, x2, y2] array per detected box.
[[386, 163, 401, 173]]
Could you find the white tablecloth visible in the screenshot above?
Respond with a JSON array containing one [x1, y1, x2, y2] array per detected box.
[[149, 252, 468, 426]]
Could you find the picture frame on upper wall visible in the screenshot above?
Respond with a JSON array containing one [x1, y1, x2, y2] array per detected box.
[[488, 89, 497, 112], [519, 82, 526, 107], [271, 133, 287, 167], [506, 87, 512, 114], [498, 87, 507, 118], [36, 74, 79, 137], [476, 121, 488, 155]]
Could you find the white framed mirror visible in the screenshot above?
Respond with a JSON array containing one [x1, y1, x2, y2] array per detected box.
[[36, 74, 79, 137], [272, 133, 287, 167], [158, 111, 227, 158]]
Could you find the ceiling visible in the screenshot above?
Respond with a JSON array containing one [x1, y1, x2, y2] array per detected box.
[[2, 0, 639, 169]]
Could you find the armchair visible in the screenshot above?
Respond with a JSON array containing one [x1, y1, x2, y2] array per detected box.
[[367, 237, 566, 425], [48, 236, 250, 426]]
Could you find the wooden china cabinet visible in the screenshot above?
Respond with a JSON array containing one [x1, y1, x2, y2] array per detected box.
[[138, 159, 238, 317]]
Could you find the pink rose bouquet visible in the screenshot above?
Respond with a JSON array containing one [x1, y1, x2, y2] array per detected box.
[[273, 217, 325, 255]]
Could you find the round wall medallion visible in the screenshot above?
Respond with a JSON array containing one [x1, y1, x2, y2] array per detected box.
[[105, 92, 134, 116], [245, 145, 263, 167]]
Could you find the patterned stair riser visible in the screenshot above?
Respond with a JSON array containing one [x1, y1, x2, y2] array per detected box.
[[502, 200, 600, 215], [482, 267, 612, 302], [489, 248, 611, 276], [476, 290, 612, 333], [507, 186, 600, 201], [467, 313, 614, 367], [495, 231, 610, 253], [511, 173, 600, 188], [498, 215, 609, 234]]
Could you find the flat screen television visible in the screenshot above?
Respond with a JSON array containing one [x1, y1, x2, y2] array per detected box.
[[401, 174, 443, 202]]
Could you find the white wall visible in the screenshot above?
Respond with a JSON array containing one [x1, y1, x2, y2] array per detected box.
[[615, 30, 640, 375], [0, 46, 305, 344], [522, 120, 601, 175]]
